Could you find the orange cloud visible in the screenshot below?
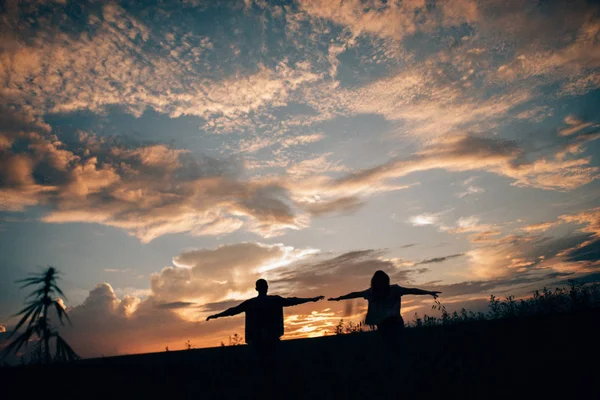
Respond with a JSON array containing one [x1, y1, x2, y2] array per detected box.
[[328, 134, 599, 193], [297, 0, 478, 41]]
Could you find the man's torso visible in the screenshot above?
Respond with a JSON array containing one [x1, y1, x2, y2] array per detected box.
[[243, 295, 285, 344]]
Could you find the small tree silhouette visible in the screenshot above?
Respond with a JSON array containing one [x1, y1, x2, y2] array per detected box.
[[185, 340, 193, 350], [220, 333, 244, 346], [228, 333, 244, 346], [2, 267, 78, 363]]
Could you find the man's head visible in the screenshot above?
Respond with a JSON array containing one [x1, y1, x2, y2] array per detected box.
[[255, 279, 268, 295]]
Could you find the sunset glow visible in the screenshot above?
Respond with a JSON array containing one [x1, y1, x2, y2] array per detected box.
[[1, 0, 599, 359]]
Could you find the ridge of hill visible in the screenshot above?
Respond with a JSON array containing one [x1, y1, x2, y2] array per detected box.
[[2, 308, 598, 399]]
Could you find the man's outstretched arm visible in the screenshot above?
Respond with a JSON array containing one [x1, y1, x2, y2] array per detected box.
[[328, 290, 368, 301], [402, 287, 441, 299], [281, 296, 324, 307], [206, 303, 246, 321]]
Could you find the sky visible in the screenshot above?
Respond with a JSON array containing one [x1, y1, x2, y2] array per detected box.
[[1, 0, 600, 358]]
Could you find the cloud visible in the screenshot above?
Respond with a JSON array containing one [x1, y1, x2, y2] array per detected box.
[[296, 196, 364, 217], [402, 206, 600, 281], [454, 216, 494, 233], [0, 118, 311, 241], [559, 115, 595, 136], [56, 283, 244, 357], [36, 244, 369, 357], [0, 3, 321, 124], [463, 207, 600, 279], [5, 232, 599, 359], [521, 207, 600, 239], [496, 19, 600, 93], [0, 325, 5, 333], [329, 133, 600, 192], [352, 84, 533, 137], [3, 0, 600, 361], [150, 242, 319, 305], [286, 153, 348, 178], [154, 301, 197, 310], [408, 213, 441, 227], [521, 222, 559, 233], [456, 177, 484, 198], [270, 249, 428, 297], [19, 111, 595, 241], [560, 71, 600, 96], [457, 185, 484, 198], [297, 0, 478, 41], [414, 253, 465, 266], [239, 133, 324, 153], [419, 272, 576, 299], [1, 2, 598, 244]]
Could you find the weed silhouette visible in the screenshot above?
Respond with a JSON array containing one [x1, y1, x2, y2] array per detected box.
[[2, 267, 78, 363]]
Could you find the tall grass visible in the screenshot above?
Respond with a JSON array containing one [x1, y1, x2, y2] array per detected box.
[[413, 282, 600, 328], [334, 282, 600, 333]]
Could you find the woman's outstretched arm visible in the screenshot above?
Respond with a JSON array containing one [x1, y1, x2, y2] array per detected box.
[[401, 287, 441, 298], [328, 290, 368, 301]]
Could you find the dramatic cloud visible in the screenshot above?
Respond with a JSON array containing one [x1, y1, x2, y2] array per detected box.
[[463, 207, 600, 279], [10, 116, 597, 241], [270, 250, 428, 298], [58, 283, 243, 357], [330, 133, 600, 192], [1, 0, 600, 359], [1, 1, 598, 243], [4, 234, 598, 359], [0, 115, 310, 240], [150, 242, 319, 305]]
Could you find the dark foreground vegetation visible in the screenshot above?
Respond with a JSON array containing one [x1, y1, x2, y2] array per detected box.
[[2, 284, 599, 399]]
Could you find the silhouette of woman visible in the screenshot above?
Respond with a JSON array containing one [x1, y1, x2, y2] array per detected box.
[[329, 270, 440, 341]]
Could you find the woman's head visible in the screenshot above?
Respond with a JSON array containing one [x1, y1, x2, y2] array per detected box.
[[371, 270, 390, 297]]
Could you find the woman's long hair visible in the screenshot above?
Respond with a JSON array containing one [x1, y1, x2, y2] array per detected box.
[[370, 270, 390, 300]]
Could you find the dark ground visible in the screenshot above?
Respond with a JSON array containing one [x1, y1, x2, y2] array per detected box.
[[2, 309, 599, 399]]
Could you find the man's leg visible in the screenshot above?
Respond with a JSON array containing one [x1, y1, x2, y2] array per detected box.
[[251, 339, 281, 396]]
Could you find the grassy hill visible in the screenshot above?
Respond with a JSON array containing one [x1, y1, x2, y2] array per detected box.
[[2, 307, 598, 399]]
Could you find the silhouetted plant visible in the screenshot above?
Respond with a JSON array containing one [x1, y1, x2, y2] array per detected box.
[[413, 313, 423, 328], [29, 341, 44, 365], [185, 340, 193, 350], [333, 319, 368, 335], [2, 267, 78, 363], [411, 281, 600, 328], [228, 333, 244, 346], [334, 319, 344, 335], [219, 333, 245, 346]]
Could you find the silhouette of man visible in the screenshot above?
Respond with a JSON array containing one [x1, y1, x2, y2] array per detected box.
[[206, 279, 324, 349]]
